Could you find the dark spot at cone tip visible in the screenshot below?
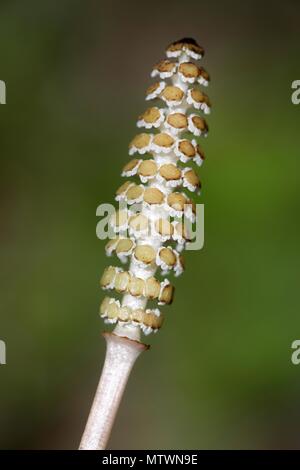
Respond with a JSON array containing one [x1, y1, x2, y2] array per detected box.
[[173, 38, 198, 46]]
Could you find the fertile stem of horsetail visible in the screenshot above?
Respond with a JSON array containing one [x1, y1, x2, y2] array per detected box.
[[79, 38, 211, 450]]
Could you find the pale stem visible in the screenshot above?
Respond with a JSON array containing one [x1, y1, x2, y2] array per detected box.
[[79, 332, 148, 450]]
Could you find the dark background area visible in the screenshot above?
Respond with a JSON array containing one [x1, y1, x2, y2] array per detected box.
[[0, 0, 300, 449]]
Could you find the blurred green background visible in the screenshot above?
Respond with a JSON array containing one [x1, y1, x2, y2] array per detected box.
[[0, 0, 300, 449]]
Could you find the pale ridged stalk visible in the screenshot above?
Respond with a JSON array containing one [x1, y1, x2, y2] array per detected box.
[[79, 333, 147, 450]]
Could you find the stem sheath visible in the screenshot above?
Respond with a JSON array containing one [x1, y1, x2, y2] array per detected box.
[[79, 332, 148, 450]]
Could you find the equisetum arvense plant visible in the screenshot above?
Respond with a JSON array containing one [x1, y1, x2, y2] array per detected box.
[[79, 38, 211, 450]]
